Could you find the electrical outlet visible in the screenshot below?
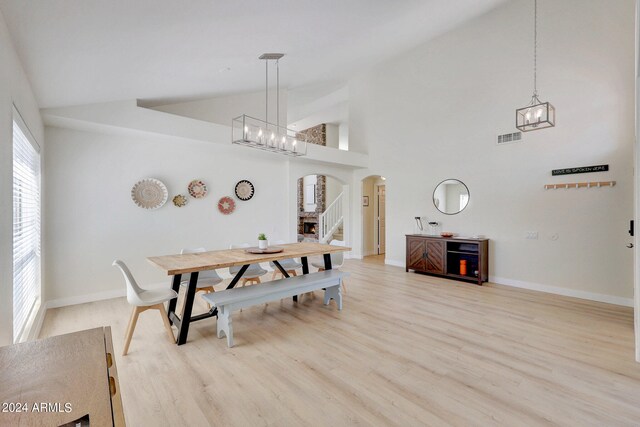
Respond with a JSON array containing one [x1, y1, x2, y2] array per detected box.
[[526, 231, 539, 240]]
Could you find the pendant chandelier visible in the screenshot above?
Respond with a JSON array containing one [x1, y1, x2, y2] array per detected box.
[[516, 0, 555, 132], [232, 53, 307, 156]]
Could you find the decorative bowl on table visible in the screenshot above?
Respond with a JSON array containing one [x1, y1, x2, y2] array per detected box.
[[440, 232, 454, 238]]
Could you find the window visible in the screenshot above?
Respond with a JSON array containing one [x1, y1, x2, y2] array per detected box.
[[12, 113, 41, 343]]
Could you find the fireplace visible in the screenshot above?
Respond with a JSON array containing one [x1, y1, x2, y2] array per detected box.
[[304, 222, 317, 235]]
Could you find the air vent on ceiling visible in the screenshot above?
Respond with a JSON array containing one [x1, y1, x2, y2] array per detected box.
[[497, 131, 522, 145]]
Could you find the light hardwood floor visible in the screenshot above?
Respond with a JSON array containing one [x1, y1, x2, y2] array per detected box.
[[40, 259, 640, 426]]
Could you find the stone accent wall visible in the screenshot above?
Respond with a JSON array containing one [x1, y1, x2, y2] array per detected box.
[[296, 175, 327, 241], [296, 124, 326, 146]]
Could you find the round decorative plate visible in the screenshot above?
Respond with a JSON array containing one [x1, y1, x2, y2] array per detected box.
[[188, 180, 208, 198], [172, 194, 188, 207], [235, 180, 255, 201], [131, 178, 168, 210], [236, 179, 254, 202], [218, 196, 236, 215]]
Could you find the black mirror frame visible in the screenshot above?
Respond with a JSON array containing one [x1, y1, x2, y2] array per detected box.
[[433, 179, 470, 215]]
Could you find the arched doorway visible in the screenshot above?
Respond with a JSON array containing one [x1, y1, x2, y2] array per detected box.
[[296, 173, 348, 244]]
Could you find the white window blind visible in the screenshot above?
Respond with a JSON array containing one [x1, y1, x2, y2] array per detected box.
[[12, 117, 41, 343]]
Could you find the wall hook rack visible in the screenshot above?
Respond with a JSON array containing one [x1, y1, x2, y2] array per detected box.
[[544, 181, 616, 190]]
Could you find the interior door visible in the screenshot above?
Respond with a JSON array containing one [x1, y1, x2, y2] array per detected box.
[[378, 185, 386, 255]]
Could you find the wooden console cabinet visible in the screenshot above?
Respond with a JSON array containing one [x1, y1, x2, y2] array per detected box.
[[406, 234, 489, 285], [0, 327, 126, 426]]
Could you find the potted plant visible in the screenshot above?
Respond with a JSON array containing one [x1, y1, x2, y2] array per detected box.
[[258, 233, 268, 250]]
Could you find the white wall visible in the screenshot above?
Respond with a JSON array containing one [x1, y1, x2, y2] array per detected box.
[[0, 9, 44, 345], [326, 124, 339, 149], [303, 174, 317, 212], [350, 0, 636, 302], [151, 90, 288, 129], [325, 175, 343, 207], [44, 126, 290, 303], [339, 123, 349, 151]]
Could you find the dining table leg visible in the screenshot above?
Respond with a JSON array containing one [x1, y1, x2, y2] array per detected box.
[[176, 271, 199, 345], [323, 253, 333, 270], [225, 264, 250, 290], [167, 274, 182, 326], [296, 257, 311, 303]]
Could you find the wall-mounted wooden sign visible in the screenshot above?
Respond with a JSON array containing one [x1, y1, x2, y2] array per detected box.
[[552, 164, 608, 176]]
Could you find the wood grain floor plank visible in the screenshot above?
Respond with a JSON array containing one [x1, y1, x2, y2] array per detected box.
[[39, 256, 640, 426]]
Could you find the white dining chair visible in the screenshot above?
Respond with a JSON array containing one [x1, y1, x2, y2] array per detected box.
[[112, 260, 178, 356], [311, 239, 347, 293], [229, 243, 268, 286], [269, 240, 302, 279], [181, 247, 223, 308]]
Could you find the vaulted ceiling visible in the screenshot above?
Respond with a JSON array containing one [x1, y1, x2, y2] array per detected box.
[[0, 0, 508, 108]]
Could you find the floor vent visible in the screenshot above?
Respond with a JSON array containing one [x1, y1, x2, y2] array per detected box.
[[497, 132, 522, 145]]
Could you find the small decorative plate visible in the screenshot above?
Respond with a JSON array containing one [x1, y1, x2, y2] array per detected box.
[[131, 178, 168, 210], [188, 180, 208, 198], [235, 180, 255, 201], [218, 196, 236, 215], [172, 194, 188, 207]]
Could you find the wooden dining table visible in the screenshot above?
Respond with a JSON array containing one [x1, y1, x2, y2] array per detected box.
[[147, 242, 350, 345]]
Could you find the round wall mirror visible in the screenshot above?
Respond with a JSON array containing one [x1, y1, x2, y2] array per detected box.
[[433, 179, 470, 215]]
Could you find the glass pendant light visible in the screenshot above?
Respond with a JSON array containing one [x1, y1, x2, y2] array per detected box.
[[516, 0, 555, 132], [232, 54, 307, 156]]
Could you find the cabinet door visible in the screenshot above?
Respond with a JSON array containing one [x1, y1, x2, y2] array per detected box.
[[425, 240, 445, 274], [406, 237, 426, 271]]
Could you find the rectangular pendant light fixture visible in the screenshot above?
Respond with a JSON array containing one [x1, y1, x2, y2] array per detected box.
[[232, 54, 307, 156]]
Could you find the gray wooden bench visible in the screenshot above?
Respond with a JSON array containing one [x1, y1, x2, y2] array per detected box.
[[201, 270, 349, 347]]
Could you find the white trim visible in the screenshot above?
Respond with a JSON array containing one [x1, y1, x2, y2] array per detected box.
[[634, 0, 640, 363], [385, 259, 405, 268], [491, 276, 633, 307], [46, 282, 169, 309], [12, 104, 41, 152], [381, 259, 631, 307], [27, 302, 48, 341], [47, 288, 126, 309]]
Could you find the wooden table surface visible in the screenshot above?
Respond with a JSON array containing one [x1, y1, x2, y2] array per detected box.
[[0, 327, 125, 427], [147, 242, 351, 275]]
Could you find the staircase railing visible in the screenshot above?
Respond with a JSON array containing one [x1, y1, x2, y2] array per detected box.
[[319, 192, 343, 243]]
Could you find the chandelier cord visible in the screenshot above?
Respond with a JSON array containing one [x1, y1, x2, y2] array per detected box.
[[277, 59, 280, 129], [533, 0, 538, 98], [265, 59, 269, 127]]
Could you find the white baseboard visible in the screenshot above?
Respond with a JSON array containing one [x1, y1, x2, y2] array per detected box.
[[27, 302, 49, 341], [490, 276, 633, 307], [47, 288, 126, 309], [385, 259, 405, 268], [46, 282, 169, 309]]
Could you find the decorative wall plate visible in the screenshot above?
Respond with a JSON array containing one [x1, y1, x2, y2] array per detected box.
[[188, 180, 208, 198], [172, 194, 188, 207], [131, 178, 168, 210], [218, 196, 236, 215], [235, 180, 255, 201]]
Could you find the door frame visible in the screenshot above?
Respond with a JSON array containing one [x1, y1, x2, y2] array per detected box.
[[376, 184, 386, 255], [635, 0, 639, 363]]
